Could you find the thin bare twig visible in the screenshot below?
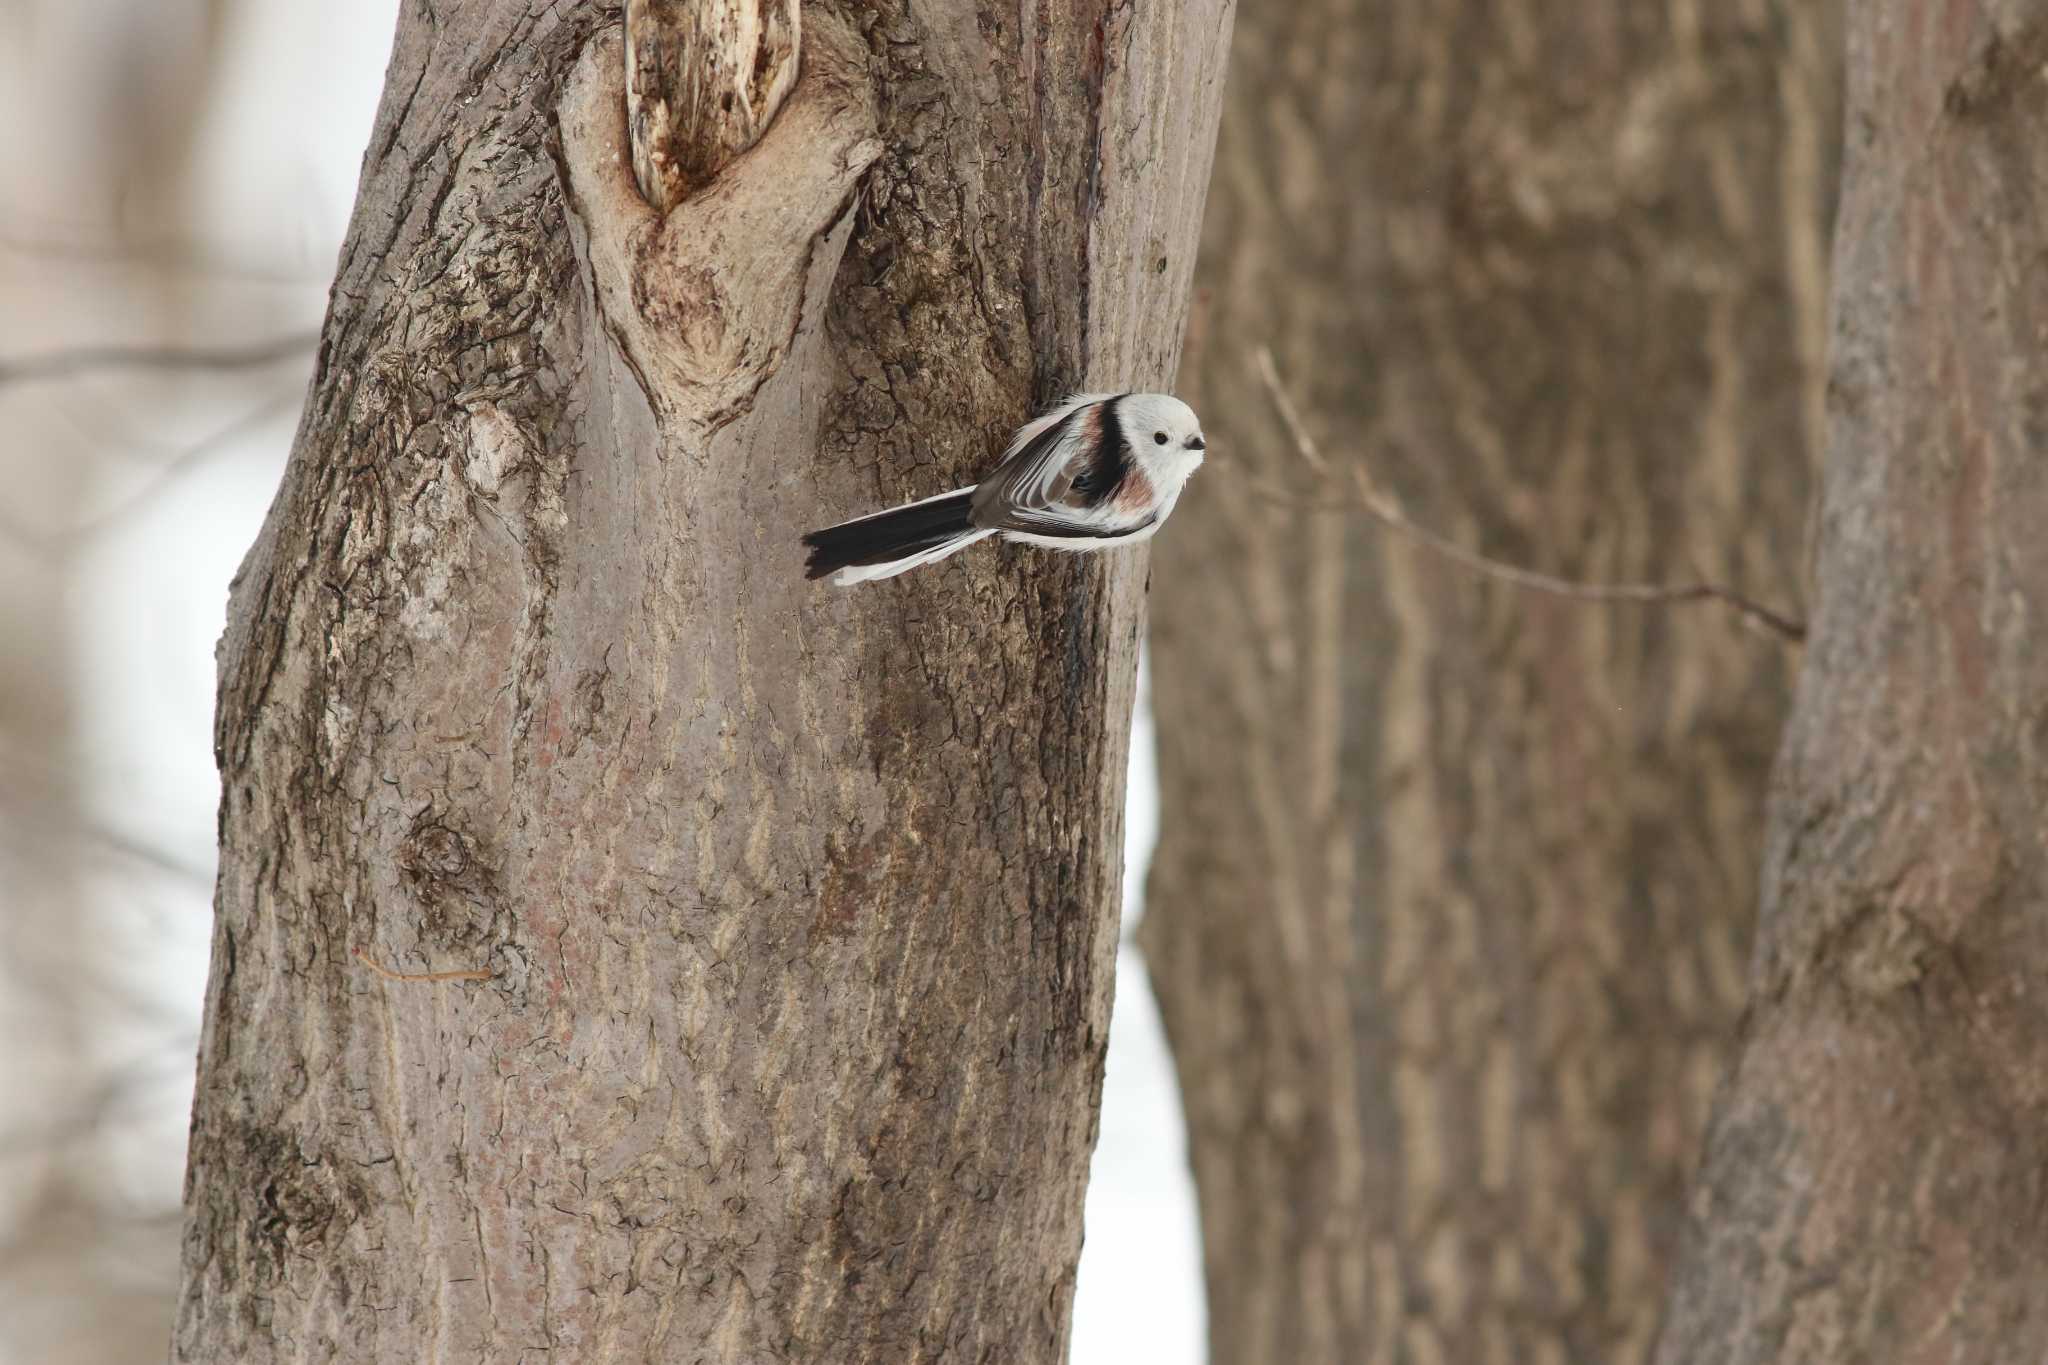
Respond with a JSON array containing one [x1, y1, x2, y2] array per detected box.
[[1254, 347, 1807, 642], [352, 945, 493, 984], [0, 391, 300, 559], [0, 331, 318, 387]]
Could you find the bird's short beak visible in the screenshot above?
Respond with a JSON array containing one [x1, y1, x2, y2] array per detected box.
[[1186, 435, 1206, 451]]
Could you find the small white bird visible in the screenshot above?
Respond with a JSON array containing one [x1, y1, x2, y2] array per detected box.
[[803, 392, 1206, 585]]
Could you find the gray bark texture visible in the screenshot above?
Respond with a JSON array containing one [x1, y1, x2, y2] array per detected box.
[[1654, 2, 2048, 1360], [173, 1, 1232, 1360], [1141, 3, 1838, 1363]]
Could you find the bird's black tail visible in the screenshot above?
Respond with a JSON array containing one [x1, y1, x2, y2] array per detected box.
[[802, 488, 983, 583]]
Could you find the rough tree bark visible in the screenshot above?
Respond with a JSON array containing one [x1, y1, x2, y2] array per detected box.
[[1654, 3, 2048, 1359], [625, 0, 800, 212], [174, 2, 1231, 1361], [1143, 4, 1837, 1362]]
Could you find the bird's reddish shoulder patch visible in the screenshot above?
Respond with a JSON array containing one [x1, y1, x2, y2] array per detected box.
[[1113, 467, 1155, 515]]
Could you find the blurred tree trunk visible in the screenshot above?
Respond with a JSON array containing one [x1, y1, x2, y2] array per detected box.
[[1654, 3, 2048, 1358], [174, 3, 1231, 1361], [1142, 3, 1837, 1362]]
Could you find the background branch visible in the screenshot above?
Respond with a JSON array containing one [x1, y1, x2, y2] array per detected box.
[[1256, 347, 1808, 642], [0, 331, 316, 387]]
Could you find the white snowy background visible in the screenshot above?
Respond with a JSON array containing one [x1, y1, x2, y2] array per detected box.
[[0, 4, 1202, 1360]]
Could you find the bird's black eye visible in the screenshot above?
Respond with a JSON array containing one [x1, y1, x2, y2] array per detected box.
[[1153, 431, 1169, 445]]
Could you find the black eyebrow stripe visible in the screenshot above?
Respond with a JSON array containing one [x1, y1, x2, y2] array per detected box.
[[1089, 393, 1132, 506]]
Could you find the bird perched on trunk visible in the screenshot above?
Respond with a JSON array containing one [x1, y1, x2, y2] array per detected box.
[[802, 392, 1206, 585]]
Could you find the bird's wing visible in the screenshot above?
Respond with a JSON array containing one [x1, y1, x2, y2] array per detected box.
[[974, 395, 1110, 509], [1002, 393, 1117, 461], [973, 394, 1140, 534]]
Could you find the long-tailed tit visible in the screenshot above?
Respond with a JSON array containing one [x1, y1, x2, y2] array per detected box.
[[803, 392, 1206, 585]]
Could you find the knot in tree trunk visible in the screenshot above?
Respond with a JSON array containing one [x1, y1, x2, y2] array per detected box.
[[626, 0, 801, 212]]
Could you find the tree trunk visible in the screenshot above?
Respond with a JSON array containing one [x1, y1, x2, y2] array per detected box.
[[174, 3, 1231, 1361], [1142, 3, 1837, 1362], [1653, 3, 2048, 1359]]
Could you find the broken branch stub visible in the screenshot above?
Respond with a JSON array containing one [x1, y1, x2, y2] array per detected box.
[[564, 15, 879, 433], [626, 0, 802, 213]]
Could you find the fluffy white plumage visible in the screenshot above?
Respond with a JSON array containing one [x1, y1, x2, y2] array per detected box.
[[802, 392, 1206, 586]]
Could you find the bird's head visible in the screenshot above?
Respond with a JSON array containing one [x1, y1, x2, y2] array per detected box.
[[1124, 393, 1206, 474]]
